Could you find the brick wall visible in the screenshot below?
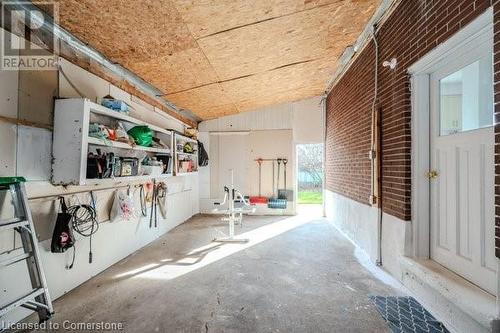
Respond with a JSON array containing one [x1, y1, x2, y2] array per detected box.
[[326, 0, 493, 222], [494, 0, 500, 258]]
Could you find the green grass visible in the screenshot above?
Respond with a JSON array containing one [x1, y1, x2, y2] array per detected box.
[[297, 191, 323, 204]]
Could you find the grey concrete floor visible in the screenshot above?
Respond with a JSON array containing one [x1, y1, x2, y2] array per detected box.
[[29, 206, 403, 332]]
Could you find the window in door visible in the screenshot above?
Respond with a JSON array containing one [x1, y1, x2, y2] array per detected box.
[[439, 56, 493, 136]]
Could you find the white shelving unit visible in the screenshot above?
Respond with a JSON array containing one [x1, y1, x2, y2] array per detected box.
[[52, 98, 174, 185], [174, 133, 198, 176], [87, 137, 171, 154]]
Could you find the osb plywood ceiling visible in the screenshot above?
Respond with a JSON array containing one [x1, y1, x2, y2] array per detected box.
[[43, 0, 380, 120]]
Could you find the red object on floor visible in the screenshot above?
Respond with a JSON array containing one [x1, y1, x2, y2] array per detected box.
[[249, 196, 268, 205]]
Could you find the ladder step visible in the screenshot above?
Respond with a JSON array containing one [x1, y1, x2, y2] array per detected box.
[[0, 217, 23, 226], [0, 288, 44, 317], [0, 219, 29, 232], [0, 252, 31, 267]]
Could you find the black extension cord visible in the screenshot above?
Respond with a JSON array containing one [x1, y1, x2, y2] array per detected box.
[[67, 192, 99, 264]]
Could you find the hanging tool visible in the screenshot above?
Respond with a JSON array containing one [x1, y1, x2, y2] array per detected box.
[[139, 184, 147, 217], [149, 179, 158, 228], [272, 160, 276, 198], [258, 159, 262, 197], [0, 177, 54, 323], [278, 158, 293, 200], [276, 158, 282, 194], [249, 158, 268, 204], [268, 158, 287, 209]]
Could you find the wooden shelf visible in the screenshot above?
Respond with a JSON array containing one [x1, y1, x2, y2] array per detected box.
[[84, 173, 173, 185], [176, 151, 197, 157], [174, 133, 197, 143], [88, 137, 171, 154], [175, 171, 199, 176], [88, 101, 172, 136]]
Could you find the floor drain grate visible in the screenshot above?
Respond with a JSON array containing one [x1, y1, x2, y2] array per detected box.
[[369, 296, 449, 333]]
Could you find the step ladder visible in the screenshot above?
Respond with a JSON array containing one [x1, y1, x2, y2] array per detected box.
[[0, 177, 53, 325]]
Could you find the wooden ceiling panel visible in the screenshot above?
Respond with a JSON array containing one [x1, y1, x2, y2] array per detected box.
[[122, 47, 219, 95], [221, 58, 334, 106], [165, 84, 238, 118], [40, 0, 381, 120], [197, 1, 376, 80], [236, 86, 324, 113], [47, 0, 196, 64], [171, 0, 344, 39]]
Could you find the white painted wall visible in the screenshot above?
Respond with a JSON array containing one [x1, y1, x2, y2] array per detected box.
[[0, 28, 199, 326], [198, 97, 324, 215]]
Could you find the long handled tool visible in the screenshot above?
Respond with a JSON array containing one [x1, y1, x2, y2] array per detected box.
[[276, 158, 282, 194], [278, 158, 293, 200], [268, 158, 287, 209], [149, 179, 158, 228], [249, 158, 268, 204], [272, 160, 275, 198]]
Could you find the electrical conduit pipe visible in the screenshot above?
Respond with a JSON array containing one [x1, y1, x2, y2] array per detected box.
[[370, 25, 383, 266]]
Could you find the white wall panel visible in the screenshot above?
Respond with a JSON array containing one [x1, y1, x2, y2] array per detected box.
[[16, 126, 52, 181], [0, 122, 17, 177], [0, 28, 18, 119], [199, 100, 295, 132], [292, 96, 324, 144], [58, 58, 109, 102]]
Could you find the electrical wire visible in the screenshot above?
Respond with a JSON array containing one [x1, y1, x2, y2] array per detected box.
[[67, 192, 99, 264], [57, 64, 86, 99]]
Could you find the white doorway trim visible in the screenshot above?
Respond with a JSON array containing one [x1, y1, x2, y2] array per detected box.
[[407, 7, 493, 259]]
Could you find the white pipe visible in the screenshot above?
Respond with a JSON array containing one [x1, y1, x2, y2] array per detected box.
[[370, 26, 383, 267], [321, 95, 327, 218]]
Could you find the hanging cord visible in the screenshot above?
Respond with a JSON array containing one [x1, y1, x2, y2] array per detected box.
[[66, 244, 76, 270], [57, 64, 86, 98], [67, 192, 99, 264]]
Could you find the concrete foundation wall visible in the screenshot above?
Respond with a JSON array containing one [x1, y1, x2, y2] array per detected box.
[[324, 189, 409, 276]]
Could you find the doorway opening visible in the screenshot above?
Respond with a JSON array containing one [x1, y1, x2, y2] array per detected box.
[[296, 144, 324, 208]]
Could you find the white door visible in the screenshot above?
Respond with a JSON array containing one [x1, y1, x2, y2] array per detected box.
[[429, 35, 496, 295]]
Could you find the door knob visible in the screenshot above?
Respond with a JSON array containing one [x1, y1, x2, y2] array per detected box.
[[426, 170, 439, 180]]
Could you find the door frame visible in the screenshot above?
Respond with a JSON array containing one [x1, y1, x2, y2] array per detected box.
[[407, 7, 493, 259]]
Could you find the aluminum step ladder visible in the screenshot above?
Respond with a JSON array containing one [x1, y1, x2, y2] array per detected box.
[[0, 177, 53, 325]]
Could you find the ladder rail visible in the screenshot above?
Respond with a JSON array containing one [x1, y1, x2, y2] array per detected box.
[[16, 183, 54, 318], [0, 181, 53, 324]]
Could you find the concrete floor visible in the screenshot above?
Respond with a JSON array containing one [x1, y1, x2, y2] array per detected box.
[[28, 206, 404, 332]]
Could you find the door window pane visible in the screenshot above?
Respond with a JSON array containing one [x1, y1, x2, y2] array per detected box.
[[439, 56, 493, 135]]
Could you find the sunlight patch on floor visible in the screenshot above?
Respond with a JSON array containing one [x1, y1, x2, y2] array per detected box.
[[118, 213, 316, 281]]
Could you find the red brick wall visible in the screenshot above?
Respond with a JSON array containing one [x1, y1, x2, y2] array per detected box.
[[494, 0, 500, 258], [326, 0, 493, 222]]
